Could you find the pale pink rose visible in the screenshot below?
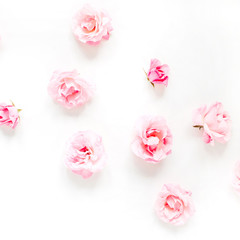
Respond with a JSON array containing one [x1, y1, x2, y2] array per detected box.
[[48, 70, 94, 109], [233, 161, 240, 193], [146, 58, 169, 86], [193, 102, 231, 145], [155, 184, 195, 226], [72, 4, 113, 45], [0, 102, 20, 129], [65, 130, 106, 179], [131, 116, 172, 163]]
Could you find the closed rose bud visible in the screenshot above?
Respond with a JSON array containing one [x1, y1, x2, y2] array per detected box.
[[146, 58, 169, 86], [193, 102, 231, 145], [0, 102, 20, 129]]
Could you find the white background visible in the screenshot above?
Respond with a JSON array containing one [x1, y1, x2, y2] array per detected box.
[[0, 0, 240, 239]]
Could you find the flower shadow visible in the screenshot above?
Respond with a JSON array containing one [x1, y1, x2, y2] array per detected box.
[[153, 84, 166, 97], [65, 168, 102, 189], [58, 104, 87, 117], [203, 142, 228, 157], [153, 212, 191, 233], [0, 125, 17, 137], [47, 99, 89, 117], [73, 38, 101, 59], [131, 152, 165, 177]]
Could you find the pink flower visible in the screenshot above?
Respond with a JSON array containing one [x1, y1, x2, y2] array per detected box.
[[155, 184, 195, 225], [72, 4, 113, 45], [48, 70, 94, 109], [193, 102, 231, 145], [65, 130, 106, 179], [0, 102, 20, 129], [146, 58, 169, 86], [131, 116, 172, 163], [233, 161, 240, 193]]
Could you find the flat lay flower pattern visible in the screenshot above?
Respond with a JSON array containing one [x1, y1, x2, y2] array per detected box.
[[3, 2, 240, 229]]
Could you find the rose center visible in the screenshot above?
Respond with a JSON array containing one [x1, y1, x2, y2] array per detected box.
[[59, 81, 81, 104], [74, 146, 93, 164], [165, 195, 183, 212], [145, 128, 163, 152], [81, 18, 96, 33]]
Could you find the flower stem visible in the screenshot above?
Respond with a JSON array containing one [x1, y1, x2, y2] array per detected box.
[[193, 125, 203, 129], [143, 68, 154, 87]]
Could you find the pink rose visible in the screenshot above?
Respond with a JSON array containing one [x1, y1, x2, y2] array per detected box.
[[131, 116, 172, 163], [193, 102, 231, 145], [0, 102, 20, 129], [72, 4, 113, 45], [233, 161, 240, 193], [48, 70, 95, 109], [65, 130, 106, 179], [155, 184, 195, 225], [146, 58, 169, 86]]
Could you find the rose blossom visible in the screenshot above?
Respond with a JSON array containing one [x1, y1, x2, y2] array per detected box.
[[48, 70, 94, 109], [193, 102, 231, 145], [72, 4, 113, 45], [65, 130, 106, 179], [146, 58, 169, 86], [131, 115, 172, 163], [155, 184, 195, 225], [0, 102, 20, 129], [233, 161, 240, 193]]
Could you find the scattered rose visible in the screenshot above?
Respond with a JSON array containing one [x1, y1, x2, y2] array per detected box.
[[131, 115, 172, 163], [233, 161, 240, 193], [145, 58, 169, 86], [72, 4, 113, 45], [48, 70, 95, 109], [193, 102, 231, 145], [155, 184, 195, 225], [65, 130, 106, 179], [0, 102, 21, 129]]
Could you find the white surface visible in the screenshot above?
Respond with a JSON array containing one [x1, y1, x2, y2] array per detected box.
[[0, 0, 240, 239]]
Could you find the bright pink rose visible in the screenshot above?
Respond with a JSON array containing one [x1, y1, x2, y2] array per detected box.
[[155, 184, 195, 226], [65, 130, 106, 179], [233, 161, 240, 193], [131, 116, 172, 163], [0, 103, 20, 129], [147, 58, 169, 86], [72, 4, 113, 45], [48, 70, 94, 109], [193, 102, 231, 145]]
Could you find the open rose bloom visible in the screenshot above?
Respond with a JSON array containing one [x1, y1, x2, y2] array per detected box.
[[146, 58, 169, 86], [72, 4, 113, 45], [0, 103, 20, 129], [233, 161, 240, 193], [65, 130, 106, 179], [155, 184, 195, 225], [193, 102, 231, 145], [48, 70, 95, 109], [131, 116, 172, 163]]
